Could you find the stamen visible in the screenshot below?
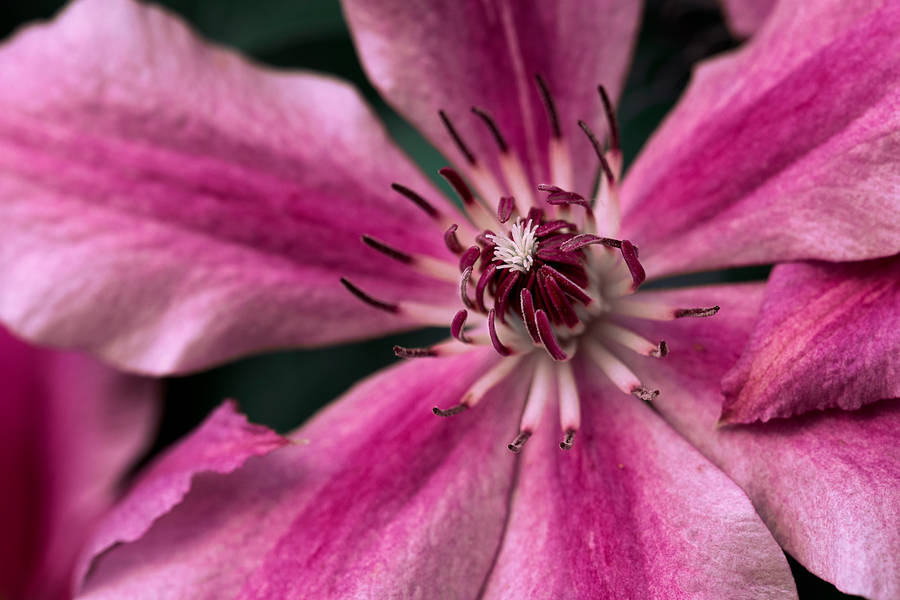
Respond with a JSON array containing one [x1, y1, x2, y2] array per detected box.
[[519, 288, 541, 343], [597, 85, 620, 153], [361, 235, 412, 264], [451, 309, 470, 343], [535, 220, 574, 237], [459, 246, 480, 272], [340, 277, 398, 314], [444, 224, 464, 254], [433, 403, 468, 417], [557, 361, 580, 448], [598, 322, 667, 358], [471, 106, 509, 153], [498, 196, 516, 223], [488, 309, 513, 356], [578, 120, 615, 187], [541, 272, 579, 328], [438, 109, 477, 165], [674, 306, 721, 318], [494, 270, 521, 321], [439, 167, 477, 206], [535, 309, 568, 361], [475, 263, 497, 313], [507, 431, 532, 453], [541, 265, 593, 305], [619, 240, 645, 290], [459, 266, 474, 309], [537, 184, 591, 210], [585, 341, 657, 399], [560, 233, 623, 252], [393, 345, 437, 358], [535, 74, 561, 138], [391, 183, 441, 220], [444, 354, 524, 412], [363, 235, 457, 283]]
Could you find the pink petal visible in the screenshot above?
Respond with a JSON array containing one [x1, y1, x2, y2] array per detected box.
[[83, 400, 289, 577], [719, 0, 776, 37], [79, 349, 526, 599], [0, 0, 459, 376], [480, 359, 797, 599], [721, 257, 900, 424], [343, 0, 641, 196], [621, 1, 900, 278], [0, 327, 157, 600], [620, 284, 900, 599]]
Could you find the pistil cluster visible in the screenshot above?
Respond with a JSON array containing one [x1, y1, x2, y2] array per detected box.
[[341, 78, 718, 453]]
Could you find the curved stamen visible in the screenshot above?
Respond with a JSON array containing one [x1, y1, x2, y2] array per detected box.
[[438, 109, 477, 165], [541, 265, 593, 305], [535, 73, 561, 138], [440, 167, 477, 206], [444, 224, 464, 254], [597, 85, 620, 153], [560, 233, 623, 252], [541, 272, 579, 328], [459, 246, 480, 272], [488, 308, 513, 356], [391, 182, 442, 220], [459, 266, 474, 309], [474, 263, 497, 313], [471, 106, 509, 153], [578, 120, 616, 187], [619, 240, 645, 290], [535, 220, 574, 237], [451, 309, 470, 343], [538, 184, 591, 211], [535, 309, 567, 360], [498, 196, 516, 223], [519, 288, 541, 344]]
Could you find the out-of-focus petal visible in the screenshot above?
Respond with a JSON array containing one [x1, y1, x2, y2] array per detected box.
[[80, 349, 527, 599], [480, 358, 797, 600], [621, 284, 900, 600], [721, 257, 900, 424], [343, 0, 641, 196], [84, 401, 289, 572], [0, 327, 157, 600], [621, 1, 900, 278], [0, 0, 459, 376], [719, 0, 776, 37]]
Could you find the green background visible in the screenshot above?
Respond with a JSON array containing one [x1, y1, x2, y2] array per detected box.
[[0, 1, 855, 597]]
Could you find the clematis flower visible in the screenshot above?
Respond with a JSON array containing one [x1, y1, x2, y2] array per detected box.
[[0, 0, 897, 598], [0, 326, 158, 600]]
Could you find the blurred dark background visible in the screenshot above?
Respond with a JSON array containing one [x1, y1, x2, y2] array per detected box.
[[0, 1, 857, 598]]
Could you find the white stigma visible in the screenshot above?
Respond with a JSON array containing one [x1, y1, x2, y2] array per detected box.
[[488, 218, 539, 273]]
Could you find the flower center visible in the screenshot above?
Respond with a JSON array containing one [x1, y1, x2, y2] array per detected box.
[[342, 77, 719, 453]]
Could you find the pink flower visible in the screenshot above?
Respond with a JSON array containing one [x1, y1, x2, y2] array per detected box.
[[0, 0, 896, 598], [0, 326, 157, 600]]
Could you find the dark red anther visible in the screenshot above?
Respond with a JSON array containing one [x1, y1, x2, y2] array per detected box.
[[494, 270, 521, 322], [542, 265, 593, 305], [507, 431, 532, 453], [459, 245, 480, 272], [476, 230, 497, 248], [433, 403, 468, 417], [471, 106, 509, 153], [560, 233, 622, 252], [361, 235, 412, 264], [391, 183, 441, 220], [597, 85, 620, 152], [340, 277, 399, 314], [527, 207, 544, 223], [535, 220, 574, 237], [498, 196, 516, 223], [519, 288, 541, 344], [535, 74, 561, 138], [536, 246, 582, 267], [560, 429, 576, 450], [475, 263, 497, 313], [393, 345, 437, 358], [488, 309, 512, 356], [619, 240, 645, 290], [537, 184, 591, 210], [451, 309, 470, 343], [439, 167, 476, 206], [444, 224, 464, 254], [674, 306, 720, 318], [542, 271, 579, 328], [438, 109, 477, 166], [578, 120, 616, 187], [459, 266, 474, 309], [535, 309, 567, 360], [651, 340, 668, 358]]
